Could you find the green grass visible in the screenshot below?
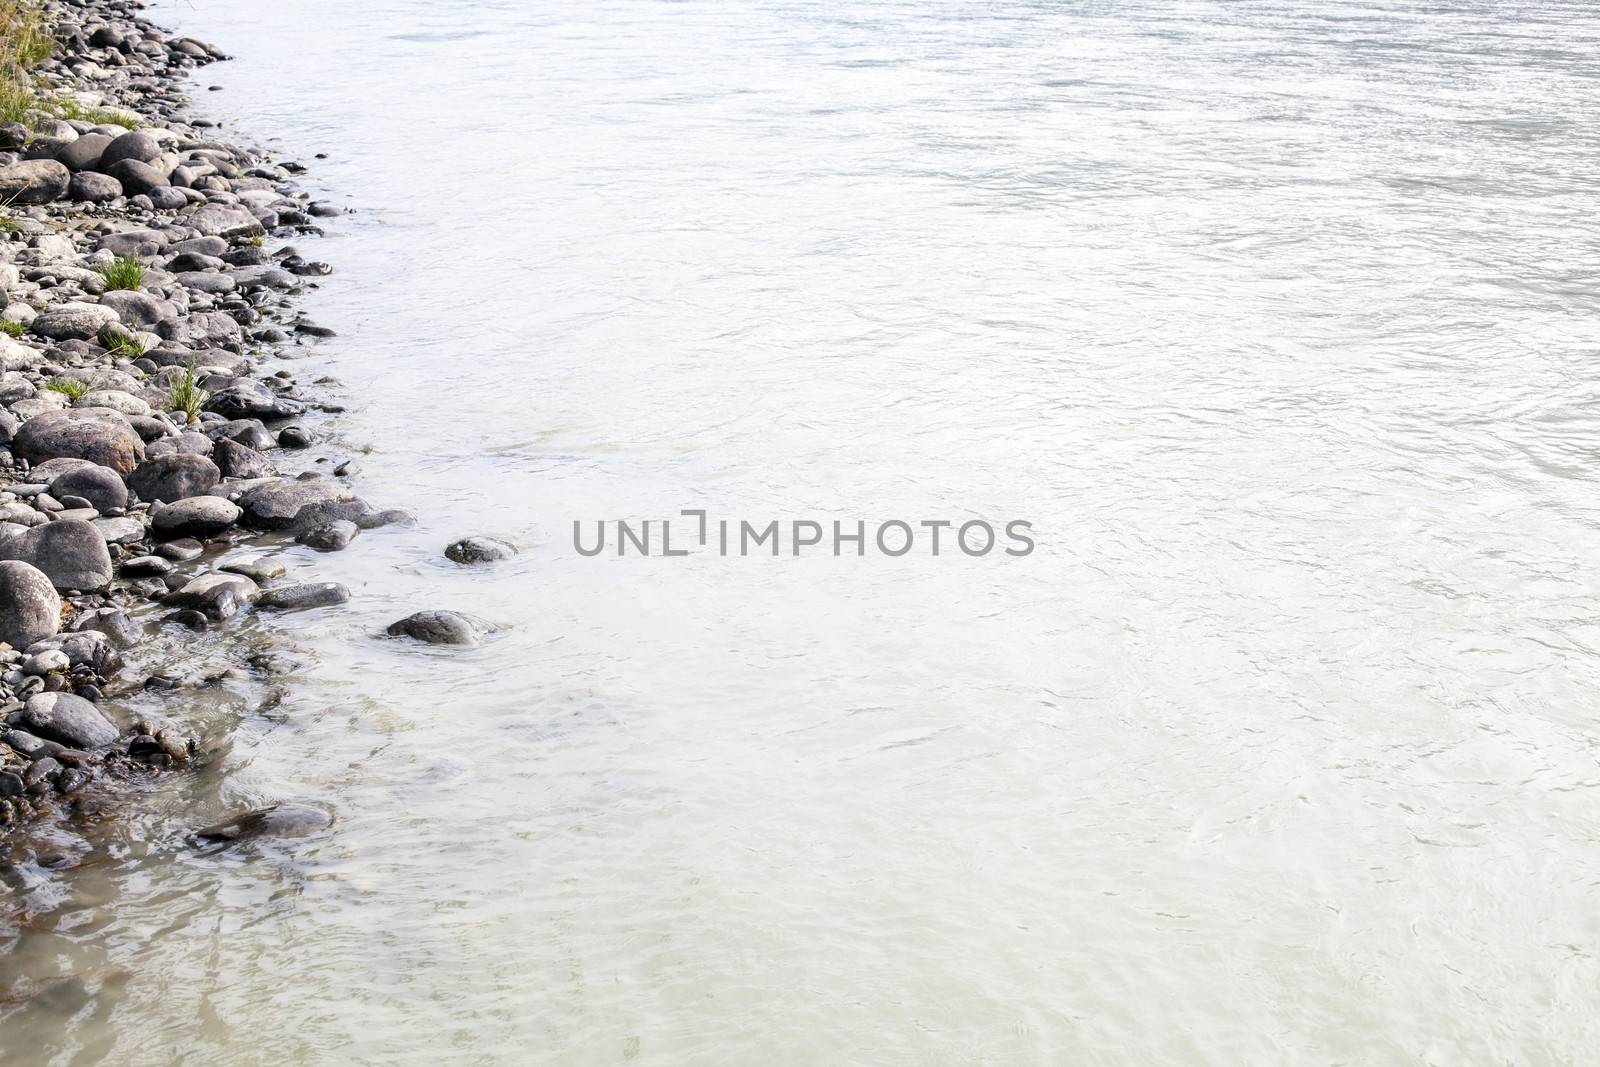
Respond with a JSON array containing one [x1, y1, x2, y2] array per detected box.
[[99, 327, 148, 359], [43, 378, 90, 400], [169, 360, 208, 424], [95, 255, 145, 291], [0, 320, 23, 337], [48, 97, 139, 128], [0, 2, 51, 126]]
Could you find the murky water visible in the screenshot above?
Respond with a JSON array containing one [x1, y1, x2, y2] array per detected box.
[[6, 0, 1600, 1062]]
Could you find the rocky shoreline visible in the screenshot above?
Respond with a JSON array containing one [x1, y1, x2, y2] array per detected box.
[[0, 0, 408, 843]]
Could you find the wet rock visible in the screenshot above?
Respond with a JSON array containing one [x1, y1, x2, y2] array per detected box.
[[0, 520, 114, 592], [155, 538, 204, 561], [0, 560, 60, 649], [150, 495, 241, 539], [237, 478, 354, 531], [445, 537, 516, 564], [255, 582, 350, 612], [206, 377, 303, 420], [296, 519, 357, 551], [71, 607, 141, 648], [277, 425, 313, 449], [30, 630, 122, 675], [14, 692, 118, 750], [120, 555, 172, 577], [129, 453, 221, 503], [194, 802, 332, 843], [166, 571, 257, 619], [0, 160, 69, 205], [385, 610, 487, 647], [356, 508, 416, 530], [12, 408, 145, 473], [212, 437, 274, 479], [219, 555, 284, 581]]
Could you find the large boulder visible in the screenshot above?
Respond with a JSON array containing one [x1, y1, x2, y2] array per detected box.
[[0, 160, 69, 205], [14, 692, 117, 749], [150, 495, 240, 538], [98, 130, 162, 169], [56, 132, 112, 172], [13, 408, 145, 474], [30, 302, 120, 342], [129, 453, 220, 503], [100, 290, 172, 329], [237, 479, 354, 531], [106, 158, 170, 197], [48, 463, 129, 513], [0, 520, 114, 592], [69, 170, 123, 203], [0, 560, 60, 649]]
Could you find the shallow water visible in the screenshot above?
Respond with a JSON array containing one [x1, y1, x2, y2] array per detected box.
[[6, 0, 1600, 1063]]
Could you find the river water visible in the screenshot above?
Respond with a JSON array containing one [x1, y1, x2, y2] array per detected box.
[[5, 0, 1600, 1063]]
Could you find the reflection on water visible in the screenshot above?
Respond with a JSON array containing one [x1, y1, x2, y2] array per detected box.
[[7, 0, 1600, 1063]]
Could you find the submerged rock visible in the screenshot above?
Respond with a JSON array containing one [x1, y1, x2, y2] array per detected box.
[[385, 610, 488, 647], [444, 536, 516, 564], [194, 802, 332, 843], [255, 582, 350, 612]]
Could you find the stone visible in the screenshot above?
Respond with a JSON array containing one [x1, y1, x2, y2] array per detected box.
[[100, 290, 171, 329], [56, 132, 112, 172], [13, 408, 144, 473], [212, 437, 274, 479], [28, 630, 121, 675], [219, 555, 284, 581], [129, 452, 220, 503], [69, 170, 125, 203], [22, 649, 69, 675], [15, 692, 117, 750], [0, 560, 60, 649], [29, 302, 121, 342], [119, 555, 172, 577], [150, 495, 241, 539], [48, 463, 127, 513], [206, 378, 303, 420], [237, 479, 354, 531], [296, 519, 357, 551], [106, 157, 170, 197], [0, 160, 70, 205], [183, 202, 263, 239], [76, 389, 151, 417], [445, 537, 516, 564], [92, 516, 146, 545], [99, 130, 162, 169], [194, 802, 331, 842], [385, 610, 486, 647], [71, 607, 140, 648], [0, 520, 113, 592], [166, 572, 257, 620], [255, 582, 350, 612]]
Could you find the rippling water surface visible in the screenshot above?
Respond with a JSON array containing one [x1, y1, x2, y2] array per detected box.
[[6, 0, 1600, 1063]]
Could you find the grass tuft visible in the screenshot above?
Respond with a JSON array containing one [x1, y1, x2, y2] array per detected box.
[[49, 97, 139, 128], [0, 2, 52, 126], [169, 359, 208, 424], [95, 255, 144, 291], [0, 320, 23, 337], [43, 377, 90, 400], [99, 325, 148, 359]]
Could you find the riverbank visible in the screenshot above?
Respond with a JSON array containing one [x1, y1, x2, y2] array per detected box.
[[0, 0, 382, 843]]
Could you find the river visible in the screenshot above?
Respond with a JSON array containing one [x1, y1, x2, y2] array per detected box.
[[5, 0, 1600, 1063]]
